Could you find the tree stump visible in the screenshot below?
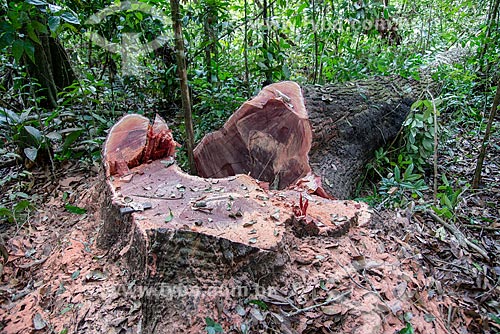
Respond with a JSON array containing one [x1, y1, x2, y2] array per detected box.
[[98, 112, 370, 331]]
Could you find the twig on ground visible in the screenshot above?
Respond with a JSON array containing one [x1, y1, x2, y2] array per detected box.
[[285, 290, 351, 317], [463, 224, 499, 231], [427, 210, 490, 261]]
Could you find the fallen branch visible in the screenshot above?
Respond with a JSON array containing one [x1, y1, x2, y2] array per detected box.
[[463, 224, 500, 231], [285, 290, 351, 317], [427, 210, 490, 261]]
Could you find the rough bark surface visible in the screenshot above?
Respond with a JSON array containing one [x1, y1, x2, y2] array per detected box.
[[305, 76, 421, 199]]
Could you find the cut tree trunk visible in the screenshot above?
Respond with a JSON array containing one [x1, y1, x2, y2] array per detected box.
[[194, 82, 314, 191], [305, 76, 420, 199], [194, 75, 444, 199], [98, 113, 370, 332], [194, 46, 469, 199]]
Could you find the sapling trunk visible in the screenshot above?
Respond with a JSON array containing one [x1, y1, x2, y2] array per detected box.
[[472, 81, 500, 188]]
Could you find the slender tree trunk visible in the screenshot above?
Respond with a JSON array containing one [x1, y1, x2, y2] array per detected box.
[[203, 1, 218, 85], [262, 0, 272, 84], [478, 0, 500, 72], [312, 0, 319, 84], [170, 0, 196, 174], [472, 81, 500, 188], [244, 0, 250, 97]]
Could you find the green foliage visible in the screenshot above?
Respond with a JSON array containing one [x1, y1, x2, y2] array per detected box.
[[431, 174, 465, 220], [398, 322, 415, 334], [205, 317, 223, 334], [248, 299, 268, 311], [368, 163, 428, 208], [360, 97, 440, 208], [0, 0, 79, 63], [402, 99, 439, 168], [0, 199, 33, 224], [65, 204, 87, 215]]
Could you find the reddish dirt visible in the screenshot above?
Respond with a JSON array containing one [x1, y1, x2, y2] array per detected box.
[[0, 161, 483, 334]]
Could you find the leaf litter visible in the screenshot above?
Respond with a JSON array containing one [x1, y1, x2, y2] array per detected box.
[[0, 140, 498, 333]]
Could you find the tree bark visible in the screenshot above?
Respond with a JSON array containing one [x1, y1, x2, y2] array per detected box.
[[27, 35, 76, 108], [170, 0, 196, 174], [472, 80, 500, 188], [98, 113, 371, 331], [305, 76, 419, 199]]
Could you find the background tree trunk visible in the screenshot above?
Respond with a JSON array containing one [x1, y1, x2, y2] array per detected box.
[[472, 80, 500, 188], [170, 0, 197, 174], [27, 35, 75, 108]]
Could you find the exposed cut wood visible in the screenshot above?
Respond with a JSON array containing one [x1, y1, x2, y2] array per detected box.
[[195, 49, 468, 199], [103, 114, 178, 177], [194, 81, 313, 190], [193, 79, 415, 199]]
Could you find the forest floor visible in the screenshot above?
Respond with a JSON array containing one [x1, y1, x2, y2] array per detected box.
[[0, 112, 498, 334]]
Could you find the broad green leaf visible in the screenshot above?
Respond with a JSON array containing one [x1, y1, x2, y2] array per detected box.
[[0, 30, 15, 49], [248, 299, 268, 310], [423, 100, 433, 110], [62, 129, 83, 152], [488, 313, 500, 324], [404, 163, 414, 178], [394, 165, 401, 181], [31, 20, 48, 34], [23, 40, 35, 63], [71, 269, 80, 279], [65, 204, 87, 214], [423, 105, 432, 120], [61, 11, 80, 25], [165, 208, 174, 222], [0, 107, 21, 123], [14, 200, 31, 212], [25, 0, 47, 5], [422, 138, 433, 151], [46, 132, 62, 141], [12, 40, 24, 63], [26, 23, 41, 45], [0, 207, 14, 222], [398, 322, 414, 334], [48, 3, 63, 13], [410, 100, 423, 110], [24, 125, 42, 142], [24, 147, 38, 162], [48, 16, 61, 32], [205, 317, 223, 333]]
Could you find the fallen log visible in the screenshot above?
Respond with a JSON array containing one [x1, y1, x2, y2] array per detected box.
[[194, 79, 422, 199], [194, 47, 469, 199], [305, 76, 418, 199]]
